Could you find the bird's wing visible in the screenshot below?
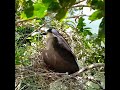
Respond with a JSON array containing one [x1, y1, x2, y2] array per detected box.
[[55, 36, 78, 64], [52, 29, 72, 52], [57, 35, 72, 52]]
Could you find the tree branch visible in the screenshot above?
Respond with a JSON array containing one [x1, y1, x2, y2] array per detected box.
[[72, 63, 105, 76], [52, 63, 105, 89], [66, 14, 87, 19], [75, 0, 86, 4], [15, 17, 41, 25], [85, 76, 104, 90], [53, 63, 105, 82], [72, 5, 91, 8], [16, 23, 46, 48]]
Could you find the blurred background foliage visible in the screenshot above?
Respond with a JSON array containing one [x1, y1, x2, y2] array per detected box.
[[15, 0, 105, 90]]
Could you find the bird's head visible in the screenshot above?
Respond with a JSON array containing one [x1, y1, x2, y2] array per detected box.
[[41, 28, 71, 51], [41, 28, 61, 42], [41, 28, 60, 49], [46, 28, 55, 39], [41, 28, 61, 36]]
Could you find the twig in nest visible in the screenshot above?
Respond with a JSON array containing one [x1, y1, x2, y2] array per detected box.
[[16, 23, 46, 48], [84, 76, 104, 90], [72, 63, 105, 77], [15, 17, 41, 25], [53, 63, 105, 83], [74, 0, 86, 5]]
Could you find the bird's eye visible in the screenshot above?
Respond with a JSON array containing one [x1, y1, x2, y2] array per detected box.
[[47, 29, 52, 33], [40, 32, 47, 35]]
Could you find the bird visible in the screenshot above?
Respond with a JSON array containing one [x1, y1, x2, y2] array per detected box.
[[41, 28, 79, 74]]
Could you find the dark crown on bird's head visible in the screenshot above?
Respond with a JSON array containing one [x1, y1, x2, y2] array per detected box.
[[40, 28, 53, 35], [47, 28, 52, 33], [47, 28, 62, 37]]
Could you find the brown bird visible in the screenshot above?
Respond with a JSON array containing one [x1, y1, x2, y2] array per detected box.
[[41, 28, 79, 74]]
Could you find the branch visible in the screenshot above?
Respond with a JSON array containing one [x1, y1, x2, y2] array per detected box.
[[72, 63, 105, 77], [15, 79, 22, 90], [75, 0, 86, 4], [15, 17, 41, 25], [53, 63, 105, 83], [16, 72, 68, 78], [85, 76, 104, 90], [66, 14, 88, 19], [72, 5, 90, 8], [16, 23, 46, 48]]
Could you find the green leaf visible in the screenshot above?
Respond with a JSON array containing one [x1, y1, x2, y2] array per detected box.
[[89, 10, 103, 21], [84, 27, 91, 30], [33, 3, 47, 17], [20, 3, 48, 19], [42, 0, 56, 7], [98, 17, 105, 40], [59, 0, 76, 8], [24, 0, 34, 18], [55, 8, 67, 21], [27, 37, 32, 39], [94, 17, 105, 45], [15, 59, 21, 65], [91, 0, 104, 10], [48, 1, 61, 12], [77, 17, 86, 31], [22, 59, 31, 65], [82, 29, 93, 36], [87, 0, 104, 10], [15, 0, 19, 11], [84, 30, 93, 36], [42, 0, 53, 4], [54, 0, 76, 20], [24, 6, 34, 18], [87, 0, 92, 6]]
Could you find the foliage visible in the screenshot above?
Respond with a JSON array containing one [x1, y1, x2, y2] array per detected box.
[[15, 0, 105, 90]]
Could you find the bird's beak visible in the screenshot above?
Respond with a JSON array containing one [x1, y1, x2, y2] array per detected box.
[[40, 29, 56, 38], [40, 31, 53, 40], [40, 30, 47, 35], [40, 32, 47, 35]]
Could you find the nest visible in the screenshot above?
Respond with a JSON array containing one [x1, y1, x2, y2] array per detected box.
[[15, 50, 87, 90]]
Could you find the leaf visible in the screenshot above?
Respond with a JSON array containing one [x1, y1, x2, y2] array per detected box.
[[77, 17, 86, 31], [33, 3, 47, 17], [42, 0, 53, 5], [20, 3, 48, 19], [84, 27, 91, 30], [94, 18, 105, 45], [87, 0, 104, 10], [98, 17, 105, 40], [55, 8, 67, 21], [84, 30, 93, 36], [24, 0, 34, 18], [24, 6, 34, 18], [22, 59, 31, 65], [15, 0, 19, 11], [27, 37, 32, 39], [59, 0, 69, 8], [82, 29, 93, 36], [91, 0, 104, 10], [48, 1, 61, 12], [15, 59, 21, 65], [87, 0, 92, 6], [59, 0, 76, 8], [54, 0, 76, 20], [89, 10, 103, 21]]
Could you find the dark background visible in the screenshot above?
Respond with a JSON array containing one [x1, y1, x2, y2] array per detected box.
[[0, 0, 116, 89]]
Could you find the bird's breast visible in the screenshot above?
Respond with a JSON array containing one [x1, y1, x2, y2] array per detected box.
[[42, 49, 79, 74]]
